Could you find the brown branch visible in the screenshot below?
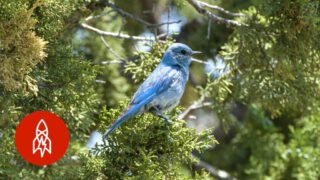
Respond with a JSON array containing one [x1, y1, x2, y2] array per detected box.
[[187, 0, 243, 27], [196, 158, 237, 180], [192, 58, 210, 65], [105, 1, 181, 28], [84, 11, 114, 22], [100, 60, 123, 65], [80, 23, 164, 41], [100, 36, 124, 60], [95, 79, 106, 84], [178, 95, 212, 120], [197, 1, 244, 17]]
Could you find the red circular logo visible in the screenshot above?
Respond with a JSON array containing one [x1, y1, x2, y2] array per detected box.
[[15, 111, 69, 166]]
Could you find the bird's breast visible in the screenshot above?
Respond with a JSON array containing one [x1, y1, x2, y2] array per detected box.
[[148, 69, 188, 112]]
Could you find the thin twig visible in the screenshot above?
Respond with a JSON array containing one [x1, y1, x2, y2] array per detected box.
[[95, 80, 106, 84], [207, 19, 212, 39], [100, 36, 124, 60], [100, 60, 123, 65], [85, 10, 113, 21], [118, 16, 126, 35], [167, 0, 172, 34], [192, 154, 237, 179], [80, 23, 163, 41], [192, 58, 210, 65], [106, 1, 181, 28], [197, 1, 244, 17], [187, 0, 243, 27], [178, 95, 212, 120], [196, 158, 237, 180]]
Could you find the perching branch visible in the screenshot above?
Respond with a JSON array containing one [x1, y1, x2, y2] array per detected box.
[[80, 23, 164, 41], [187, 0, 243, 27]]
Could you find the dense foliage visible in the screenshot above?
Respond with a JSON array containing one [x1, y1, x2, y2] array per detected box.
[[0, 0, 319, 179]]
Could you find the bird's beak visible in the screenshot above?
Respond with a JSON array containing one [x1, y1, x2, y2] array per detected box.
[[191, 51, 202, 55]]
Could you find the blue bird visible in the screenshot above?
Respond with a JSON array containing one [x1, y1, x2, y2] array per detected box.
[[103, 43, 201, 139]]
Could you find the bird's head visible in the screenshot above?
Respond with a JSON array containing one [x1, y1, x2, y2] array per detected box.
[[162, 43, 201, 68]]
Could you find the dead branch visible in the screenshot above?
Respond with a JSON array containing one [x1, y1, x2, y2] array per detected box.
[[192, 58, 210, 65], [178, 95, 212, 120], [100, 36, 124, 60], [80, 23, 163, 41], [187, 0, 243, 27], [196, 158, 237, 180], [197, 1, 244, 17], [105, 1, 181, 28], [100, 60, 123, 65]]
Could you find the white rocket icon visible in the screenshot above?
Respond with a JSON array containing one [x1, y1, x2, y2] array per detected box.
[[32, 119, 52, 158]]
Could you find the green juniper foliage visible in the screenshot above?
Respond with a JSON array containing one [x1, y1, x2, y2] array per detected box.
[[204, 0, 320, 179], [0, 0, 217, 178], [0, 0, 99, 178], [0, 0, 46, 92], [220, 0, 320, 117], [78, 41, 216, 179], [1, 0, 320, 179], [79, 103, 216, 179], [72, 9, 131, 107]]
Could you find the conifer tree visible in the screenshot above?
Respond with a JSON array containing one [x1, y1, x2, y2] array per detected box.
[[0, 0, 319, 179]]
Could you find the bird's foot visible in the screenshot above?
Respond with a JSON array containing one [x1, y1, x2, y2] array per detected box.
[[162, 116, 172, 125], [156, 113, 172, 125], [150, 107, 173, 125]]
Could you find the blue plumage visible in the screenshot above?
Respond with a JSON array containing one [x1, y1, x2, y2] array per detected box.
[[103, 43, 200, 139]]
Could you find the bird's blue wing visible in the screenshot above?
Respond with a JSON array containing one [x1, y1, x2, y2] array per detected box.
[[130, 64, 179, 106], [103, 64, 180, 139]]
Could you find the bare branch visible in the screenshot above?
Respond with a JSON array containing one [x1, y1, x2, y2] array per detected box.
[[196, 158, 237, 180], [192, 154, 237, 179], [178, 95, 212, 120], [105, 1, 181, 28], [192, 58, 210, 65], [197, 1, 245, 17], [207, 19, 212, 39], [100, 36, 124, 60], [80, 23, 163, 41], [187, 0, 243, 27], [95, 80, 106, 84], [167, 0, 172, 34], [84, 10, 113, 21], [100, 60, 123, 65], [118, 16, 126, 35], [150, 20, 182, 28]]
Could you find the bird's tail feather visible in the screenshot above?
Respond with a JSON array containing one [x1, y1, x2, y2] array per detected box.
[[103, 104, 141, 139]]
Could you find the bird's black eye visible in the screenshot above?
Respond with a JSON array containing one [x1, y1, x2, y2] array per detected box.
[[181, 49, 187, 55]]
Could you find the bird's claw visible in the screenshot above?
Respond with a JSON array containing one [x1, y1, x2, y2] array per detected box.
[[158, 114, 172, 125], [163, 118, 172, 125]]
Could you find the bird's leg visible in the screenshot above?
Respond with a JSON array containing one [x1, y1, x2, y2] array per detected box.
[[157, 112, 171, 125], [150, 106, 172, 125]]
